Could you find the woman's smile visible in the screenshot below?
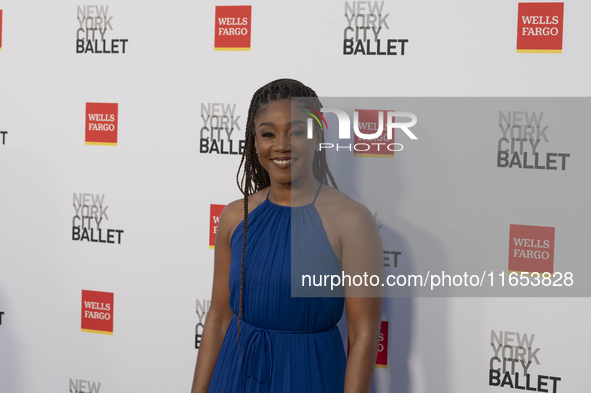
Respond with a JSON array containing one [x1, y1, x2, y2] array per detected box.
[[270, 157, 293, 169]]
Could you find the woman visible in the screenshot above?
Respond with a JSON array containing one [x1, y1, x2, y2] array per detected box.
[[191, 79, 383, 393]]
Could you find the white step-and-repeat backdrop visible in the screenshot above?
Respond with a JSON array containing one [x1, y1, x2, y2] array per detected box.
[[1, 1, 590, 392]]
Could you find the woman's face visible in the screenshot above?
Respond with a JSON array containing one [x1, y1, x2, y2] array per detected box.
[[254, 99, 321, 186]]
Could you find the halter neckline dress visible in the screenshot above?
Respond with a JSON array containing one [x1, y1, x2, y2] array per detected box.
[[207, 183, 347, 393]]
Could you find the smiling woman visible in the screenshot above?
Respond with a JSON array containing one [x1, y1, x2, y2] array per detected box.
[[191, 79, 383, 393], [253, 99, 321, 194]]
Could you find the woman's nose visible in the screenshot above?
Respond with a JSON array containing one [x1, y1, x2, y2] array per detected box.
[[274, 133, 290, 151]]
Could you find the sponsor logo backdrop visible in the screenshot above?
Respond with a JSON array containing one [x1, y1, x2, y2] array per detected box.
[[0, 1, 589, 392]]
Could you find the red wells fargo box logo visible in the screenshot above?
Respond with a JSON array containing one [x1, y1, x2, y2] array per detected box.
[[210, 204, 225, 248], [214, 6, 251, 51], [85, 103, 118, 146], [517, 2, 564, 53], [508, 224, 555, 274], [353, 110, 394, 158], [81, 290, 114, 335], [376, 321, 389, 368], [348, 320, 389, 368], [0, 10, 3, 51]]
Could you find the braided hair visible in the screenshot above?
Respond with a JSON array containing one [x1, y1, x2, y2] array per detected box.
[[235, 78, 337, 354]]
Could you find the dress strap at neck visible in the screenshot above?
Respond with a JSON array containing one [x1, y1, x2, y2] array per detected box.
[[265, 183, 322, 205], [312, 182, 322, 204]]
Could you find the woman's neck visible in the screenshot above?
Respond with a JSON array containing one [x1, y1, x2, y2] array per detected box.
[[267, 175, 320, 207]]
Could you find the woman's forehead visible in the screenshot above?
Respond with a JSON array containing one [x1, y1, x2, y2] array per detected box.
[[255, 100, 308, 125]]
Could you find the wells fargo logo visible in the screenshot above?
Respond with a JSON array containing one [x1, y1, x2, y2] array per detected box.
[[0, 10, 3, 51], [348, 320, 388, 368], [85, 103, 118, 146], [353, 110, 395, 158], [517, 2, 564, 53], [209, 204, 225, 248], [508, 224, 555, 274], [214, 6, 251, 51], [81, 290, 114, 335], [376, 321, 389, 368]]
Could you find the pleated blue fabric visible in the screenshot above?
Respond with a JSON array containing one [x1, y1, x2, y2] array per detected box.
[[207, 184, 346, 393]]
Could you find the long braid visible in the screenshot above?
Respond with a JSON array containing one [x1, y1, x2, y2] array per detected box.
[[234, 78, 338, 363], [235, 87, 260, 360]]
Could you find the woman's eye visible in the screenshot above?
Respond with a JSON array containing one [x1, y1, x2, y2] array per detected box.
[[261, 132, 274, 138]]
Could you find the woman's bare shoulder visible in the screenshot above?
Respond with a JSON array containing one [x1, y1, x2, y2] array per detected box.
[[218, 188, 270, 237], [318, 185, 374, 221], [318, 186, 369, 214]]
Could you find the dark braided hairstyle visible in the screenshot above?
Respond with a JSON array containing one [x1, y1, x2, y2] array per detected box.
[[235, 78, 338, 354]]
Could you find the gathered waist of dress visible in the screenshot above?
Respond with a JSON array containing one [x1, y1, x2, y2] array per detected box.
[[236, 314, 338, 335], [237, 314, 340, 392]]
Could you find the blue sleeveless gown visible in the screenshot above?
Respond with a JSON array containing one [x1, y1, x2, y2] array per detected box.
[[207, 185, 347, 392]]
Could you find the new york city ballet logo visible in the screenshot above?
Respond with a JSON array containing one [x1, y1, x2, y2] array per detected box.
[[343, 1, 409, 56], [81, 290, 114, 335], [307, 107, 417, 154], [508, 224, 555, 275], [76, 5, 129, 54], [214, 6, 251, 51], [72, 192, 124, 244], [85, 103, 118, 146], [517, 3, 564, 53], [496, 110, 570, 170], [199, 103, 244, 155], [195, 299, 211, 349], [489, 330, 561, 391], [69, 378, 102, 393]]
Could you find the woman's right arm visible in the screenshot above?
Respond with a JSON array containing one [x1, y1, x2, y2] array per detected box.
[[190, 202, 240, 393]]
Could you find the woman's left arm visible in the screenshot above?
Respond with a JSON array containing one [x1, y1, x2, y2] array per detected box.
[[340, 201, 384, 393]]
